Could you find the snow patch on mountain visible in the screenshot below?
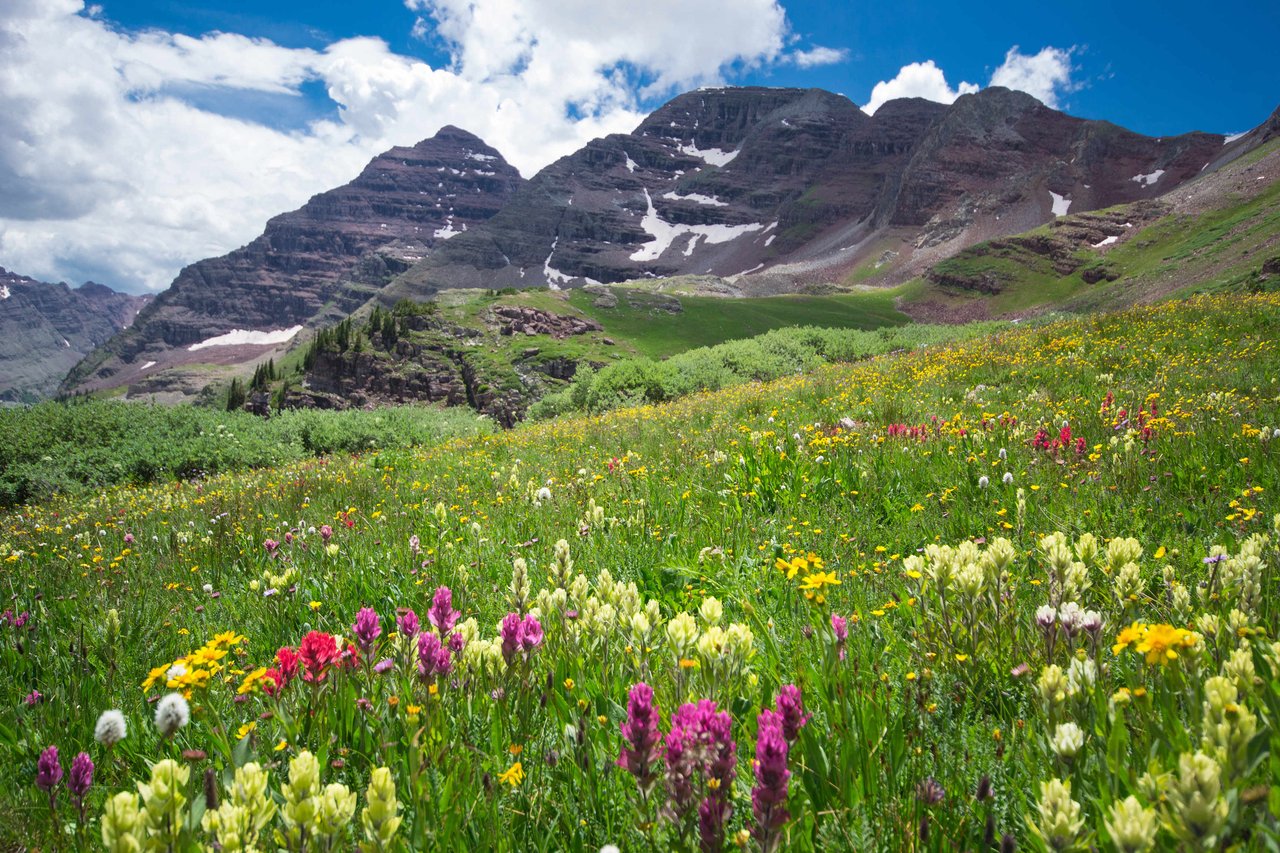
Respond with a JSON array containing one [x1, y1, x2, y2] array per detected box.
[[1049, 191, 1071, 217], [660, 191, 727, 207], [677, 143, 739, 167], [1131, 169, 1165, 187], [188, 326, 303, 351], [630, 189, 763, 262]]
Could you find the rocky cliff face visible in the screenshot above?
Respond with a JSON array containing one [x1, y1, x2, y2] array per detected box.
[[0, 269, 150, 403], [64, 126, 524, 397], [381, 86, 1234, 302]]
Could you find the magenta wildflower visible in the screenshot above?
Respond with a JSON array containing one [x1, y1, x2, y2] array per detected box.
[[664, 699, 737, 850], [500, 612, 524, 663], [35, 745, 62, 812], [417, 631, 452, 679], [263, 538, 279, 554], [319, 524, 333, 542], [775, 685, 810, 744], [752, 710, 791, 852], [618, 683, 662, 794], [24, 689, 41, 706], [521, 614, 544, 650], [830, 613, 848, 660], [428, 586, 460, 635], [397, 608, 420, 638], [124, 532, 135, 544], [448, 631, 465, 653], [409, 534, 421, 555], [68, 752, 93, 822], [352, 607, 381, 652], [373, 659, 395, 675]]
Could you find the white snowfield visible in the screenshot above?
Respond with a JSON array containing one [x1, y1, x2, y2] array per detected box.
[[1131, 169, 1165, 187], [660, 191, 727, 207], [1049, 191, 1072, 217], [677, 143, 739, 167], [433, 216, 466, 240], [0, 284, 9, 299], [188, 326, 303, 351], [1223, 132, 1246, 145], [1092, 235, 1118, 248], [140, 361, 156, 370], [629, 189, 763, 262], [624, 155, 638, 173]]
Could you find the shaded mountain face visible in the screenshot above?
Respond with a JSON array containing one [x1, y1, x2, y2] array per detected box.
[[382, 86, 1230, 302], [63, 126, 524, 396], [0, 269, 151, 403]]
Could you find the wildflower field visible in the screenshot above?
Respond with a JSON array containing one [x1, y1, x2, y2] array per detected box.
[[3, 293, 1280, 851]]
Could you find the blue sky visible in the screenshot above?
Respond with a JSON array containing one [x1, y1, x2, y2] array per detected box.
[[98, 0, 1279, 136], [1, 0, 1276, 293]]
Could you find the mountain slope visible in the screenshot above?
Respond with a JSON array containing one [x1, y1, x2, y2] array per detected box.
[[0, 269, 150, 403], [380, 86, 1233, 303], [63, 127, 524, 398], [900, 135, 1280, 321]]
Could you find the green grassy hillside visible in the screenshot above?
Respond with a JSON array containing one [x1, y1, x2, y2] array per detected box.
[[3, 293, 1279, 849], [902, 142, 1280, 319]]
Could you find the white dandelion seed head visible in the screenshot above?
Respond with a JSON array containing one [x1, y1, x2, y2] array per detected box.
[[1002, 472, 1014, 485], [154, 693, 190, 738], [94, 709, 128, 747], [978, 476, 990, 489]]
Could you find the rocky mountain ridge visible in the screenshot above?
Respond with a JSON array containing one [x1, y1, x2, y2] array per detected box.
[[58, 86, 1279, 403], [62, 126, 524, 398], [0, 268, 151, 403]]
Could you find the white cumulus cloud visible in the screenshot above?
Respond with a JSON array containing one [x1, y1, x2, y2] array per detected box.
[[862, 45, 1079, 116], [862, 60, 978, 115], [989, 45, 1078, 108], [0, 0, 833, 293]]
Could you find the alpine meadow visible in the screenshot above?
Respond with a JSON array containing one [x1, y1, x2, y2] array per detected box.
[[3, 1, 1280, 850]]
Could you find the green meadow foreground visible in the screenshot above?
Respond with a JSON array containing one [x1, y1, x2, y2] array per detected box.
[[4, 293, 1280, 850]]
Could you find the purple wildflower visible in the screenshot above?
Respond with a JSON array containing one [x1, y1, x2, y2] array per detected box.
[[448, 631, 465, 653], [36, 745, 62, 812], [352, 607, 381, 652], [69, 752, 93, 822], [319, 524, 333, 542], [397, 608, 420, 638], [775, 685, 810, 744], [830, 613, 848, 660], [409, 534, 421, 555], [664, 699, 737, 849], [263, 538, 279, 554], [500, 612, 524, 663], [417, 631, 452, 679], [752, 710, 791, 851], [428, 586, 460, 635], [618, 683, 662, 794], [373, 659, 395, 675], [520, 614, 544, 650], [24, 689, 41, 706]]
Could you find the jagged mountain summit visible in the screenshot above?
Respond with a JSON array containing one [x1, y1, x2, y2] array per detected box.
[[63, 126, 524, 398], [0, 268, 151, 403], [380, 85, 1233, 303]]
